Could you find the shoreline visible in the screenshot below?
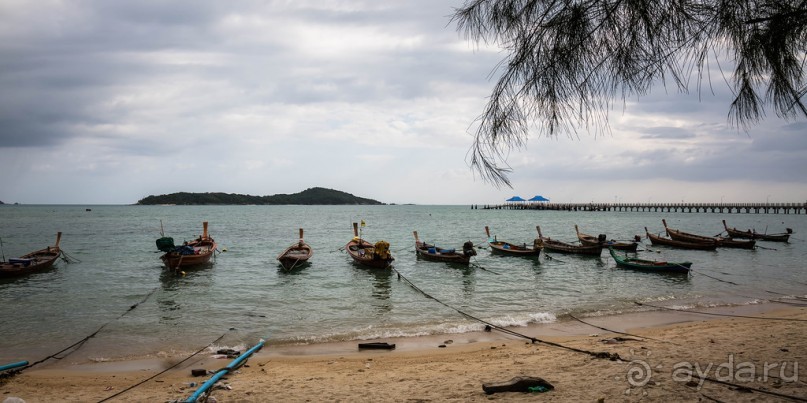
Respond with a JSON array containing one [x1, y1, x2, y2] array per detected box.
[[3, 302, 805, 402]]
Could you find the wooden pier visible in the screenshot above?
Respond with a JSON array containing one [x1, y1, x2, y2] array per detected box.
[[474, 202, 806, 214]]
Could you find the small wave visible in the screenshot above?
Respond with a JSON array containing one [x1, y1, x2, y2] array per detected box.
[[267, 312, 558, 346], [667, 304, 696, 310], [487, 312, 557, 328]]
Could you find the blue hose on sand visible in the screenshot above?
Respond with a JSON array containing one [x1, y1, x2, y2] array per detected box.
[[0, 361, 28, 373], [184, 338, 266, 402]]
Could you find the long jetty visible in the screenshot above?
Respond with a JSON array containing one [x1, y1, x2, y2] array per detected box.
[[474, 202, 806, 214]]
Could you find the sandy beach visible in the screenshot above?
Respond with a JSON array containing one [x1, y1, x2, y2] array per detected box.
[[2, 304, 805, 402]]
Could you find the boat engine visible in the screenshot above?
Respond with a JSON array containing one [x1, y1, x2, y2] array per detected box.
[[597, 234, 607, 243], [156, 237, 176, 252], [463, 241, 477, 257]]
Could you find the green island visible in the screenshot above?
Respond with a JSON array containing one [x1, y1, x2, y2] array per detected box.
[[136, 187, 384, 205]]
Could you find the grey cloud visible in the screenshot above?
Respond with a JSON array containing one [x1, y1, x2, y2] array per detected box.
[[638, 127, 696, 140], [749, 130, 807, 152], [781, 121, 807, 133]]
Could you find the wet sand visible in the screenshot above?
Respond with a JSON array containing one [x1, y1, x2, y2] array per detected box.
[[2, 303, 805, 402]]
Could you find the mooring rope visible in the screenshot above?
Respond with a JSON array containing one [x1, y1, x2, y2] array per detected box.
[[19, 287, 159, 372], [59, 249, 81, 263], [468, 257, 501, 275], [694, 374, 807, 402], [690, 270, 740, 285], [390, 267, 620, 361], [692, 266, 807, 287], [97, 328, 235, 403], [567, 314, 678, 345], [541, 252, 566, 264], [634, 301, 807, 322]]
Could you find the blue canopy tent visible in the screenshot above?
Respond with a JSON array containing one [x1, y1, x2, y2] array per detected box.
[[529, 195, 550, 202]]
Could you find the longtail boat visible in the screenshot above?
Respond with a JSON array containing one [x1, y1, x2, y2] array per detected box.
[[575, 224, 639, 252], [609, 248, 691, 274], [0, 232, 62, 277], [722, 220, 792, 242], [536, 226, 602, 256], [413, 231, 476, 265], [277, 228, 313, 270], [345, 222, 393, 269], [663, 219, 755, 250], [156, 222, 218, 270], [645, 227, 717, 250], [484, 226, 541, 256]]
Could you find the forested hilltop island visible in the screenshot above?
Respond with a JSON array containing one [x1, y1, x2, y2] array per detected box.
[[136, 187, 384, 205]]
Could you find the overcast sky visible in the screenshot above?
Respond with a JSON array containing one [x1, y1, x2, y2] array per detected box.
[[1, 1, 805, 205]]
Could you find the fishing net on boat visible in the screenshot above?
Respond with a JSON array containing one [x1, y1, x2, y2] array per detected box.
[[374, 240, 391, 259]]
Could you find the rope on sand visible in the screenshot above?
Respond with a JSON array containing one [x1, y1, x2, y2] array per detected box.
[[694, 374, 807, 402], [567, 314, 678, 345], [391, 267, 620, 361], [97, 329, 235, 403]]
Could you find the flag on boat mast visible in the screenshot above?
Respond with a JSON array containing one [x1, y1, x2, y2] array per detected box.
[[360, 220, 366, 227]]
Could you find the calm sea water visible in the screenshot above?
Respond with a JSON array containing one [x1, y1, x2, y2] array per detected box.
[[0, 205, 805, 364]]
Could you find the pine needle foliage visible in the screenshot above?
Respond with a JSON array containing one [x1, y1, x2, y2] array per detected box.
[[453, 0, 807, 187]]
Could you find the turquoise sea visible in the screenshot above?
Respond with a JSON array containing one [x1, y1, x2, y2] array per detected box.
[[0, 205, 805, 364]]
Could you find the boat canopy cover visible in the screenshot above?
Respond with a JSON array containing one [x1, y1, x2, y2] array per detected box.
[[156, 237, 176, 252], [374, 240, 391, 259]]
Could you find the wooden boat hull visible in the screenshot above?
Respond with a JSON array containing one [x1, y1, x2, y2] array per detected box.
[[346, 223, 393, 269], [716, 237, 756, 249], [346, 239, 394, 268], [0, 248, 61, 277], [537, 240, 603, 255], [537, 225, 602, 256], [415, 243, 475, 264], [575, 225, 639, 252], [579, 236, 639, 252], [488, 241, 541, 256], [413, 231, 475, 264], [601, 240, 638, 252], [723, 220, 791, 242], [484, 226, 541, 256], [645, 228, 717, 250], [277, 244, 313, 270], [664, 219, 754, 249], [580, 239, 639, 252], [0, 233, 62, 277], [160, 243, 216, 269], [277, 228, 313, 270], [158, 222, 217, 270], [609, 248, 691, 273]]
